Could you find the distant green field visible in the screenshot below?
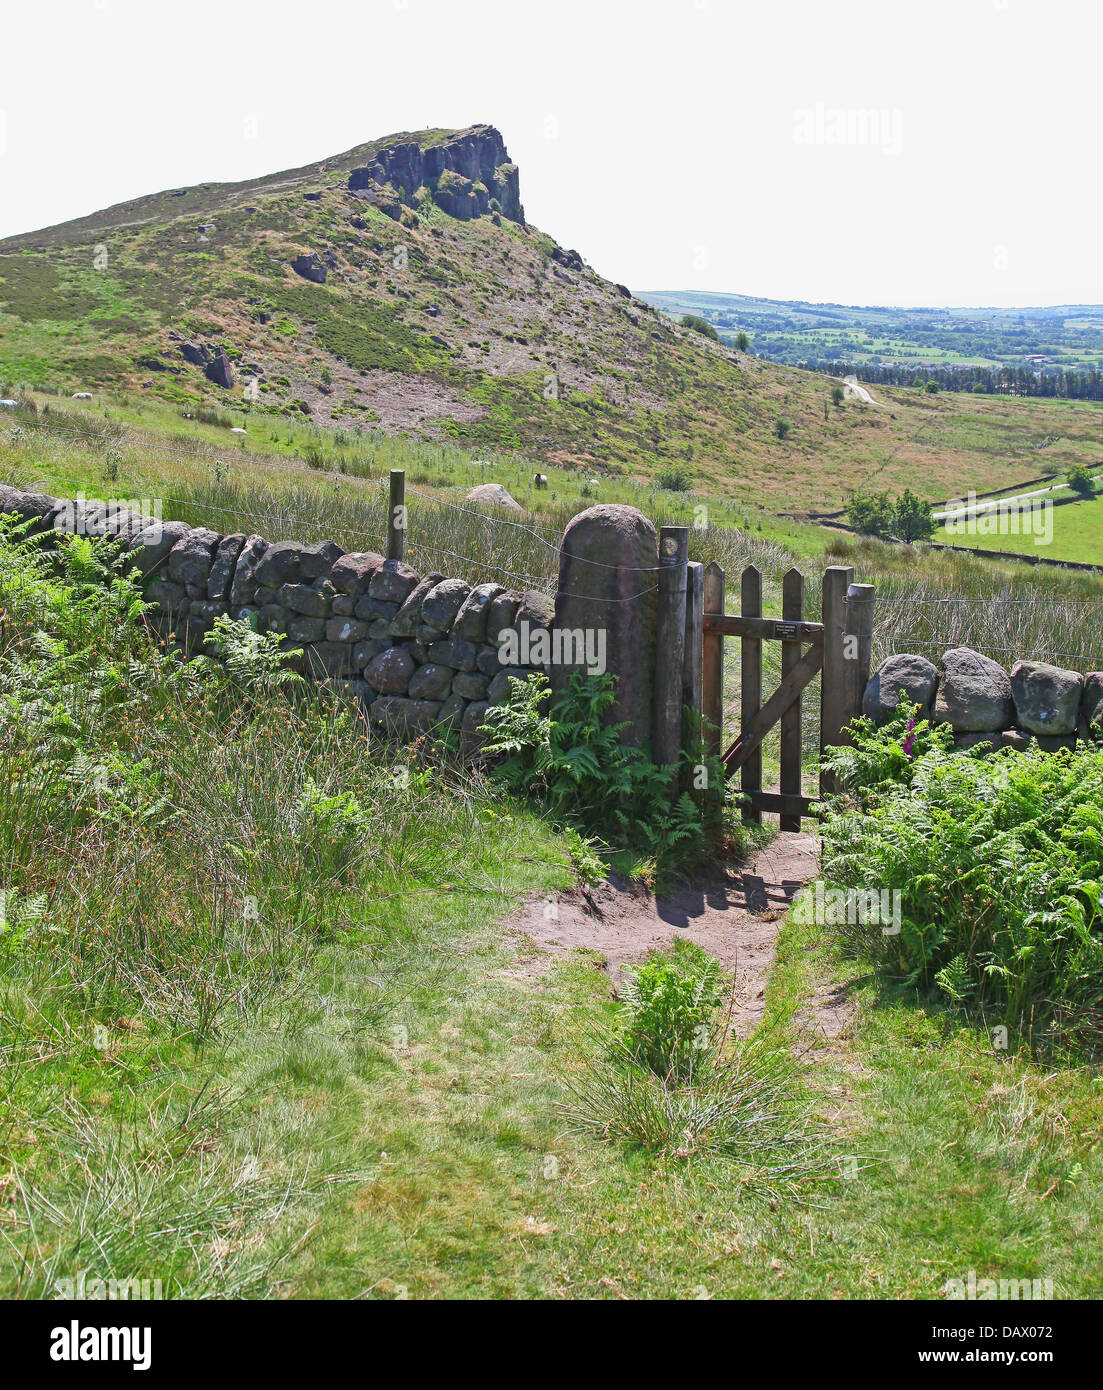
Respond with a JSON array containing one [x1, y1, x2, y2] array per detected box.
[[933, 485, 1103, 565], [641, 289, 1103, 375]]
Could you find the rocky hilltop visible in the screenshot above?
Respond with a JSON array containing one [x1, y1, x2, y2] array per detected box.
[[348, 125, 523, 224], [0, 122, 817, 491]]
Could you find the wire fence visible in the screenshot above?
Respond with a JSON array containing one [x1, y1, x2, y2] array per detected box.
[[873, 587, 1103, 672], [0, 455, 661, 607], [8, 405, 1103, 654]]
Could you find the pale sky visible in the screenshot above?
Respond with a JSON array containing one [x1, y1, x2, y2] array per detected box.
[[1, 0, 1100, 308]]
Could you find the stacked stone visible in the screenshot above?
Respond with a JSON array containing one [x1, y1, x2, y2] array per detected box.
[[0, 486, 553, 748], [863, 647, 1103, 751]]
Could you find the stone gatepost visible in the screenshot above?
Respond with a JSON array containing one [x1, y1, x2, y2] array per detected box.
[[550, 504, 659, 749]]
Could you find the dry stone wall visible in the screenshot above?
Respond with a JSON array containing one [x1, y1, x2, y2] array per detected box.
[[864, 646, 1103, 751], [0, 484, 554, 749]]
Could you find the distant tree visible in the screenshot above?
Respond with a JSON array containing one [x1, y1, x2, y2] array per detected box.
[[774, 418, 791, 440], [846, 490, 895, 538], [1066, 463, 1095, 496], [734, 331, 750, 352], [894, 489, 935, 541], [681, 314, 719, 342], [924, 380, 939, 393], [830, 384, 845, 406]]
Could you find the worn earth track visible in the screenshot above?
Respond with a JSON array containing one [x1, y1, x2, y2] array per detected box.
[[511, 832, 820, 1036]]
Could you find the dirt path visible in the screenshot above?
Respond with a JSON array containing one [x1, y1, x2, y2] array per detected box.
[[511, 832, 819, 1035]]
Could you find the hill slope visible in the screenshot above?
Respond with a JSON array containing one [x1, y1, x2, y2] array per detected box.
[[2, 124, 1101, 510]]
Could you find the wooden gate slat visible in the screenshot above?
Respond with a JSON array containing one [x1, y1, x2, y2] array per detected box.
[[700, 562, 872, 831], [740, 566, 763, 825], [702, 562, 725, 761], [779, 567, 804, 832], [723, 643, 824, 775]]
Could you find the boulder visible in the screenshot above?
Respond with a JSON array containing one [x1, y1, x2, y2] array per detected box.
[[1082, 673, 1103, 735], [438, 693, 466, 731], [258, 604, 289, 634], [368, 558, 420, 605], [368, 696, 442, 736], [207, 533, 246, 602], [1002, 728, 1033, 752], [278, 583, 330, 617], [460, 699, 491, 757], [167, 527, 220, 589], [254, 540, 304, 587], [516, 588, 555, 629], [330, 550, 385, 595], [488, 666, 540, 704], [287, 616, 326, 643], [427, 634, 478, 672], [0, 487, 60, 537], [487, 591, 520, 642], [476, 644, 504, 677], [862, 653, 939, 725], [228, 535, 268, 604], [292, 254, 327, 284], [465, 482, 523, 512], [299, 540, 344, 579], [128, 518, 192, 577], [364, 645, 416, 695], [179, 341, 209, 367], [146, 578, 187, 613], [933, 647, 1014, 733], [408, 663, 453, 701], [420, 578, 471, 632], [453, 583, 504, 642], [353, 638, 390, 669], [390, 572, 446, 637], [326, 617, 369, 644], [551, 504, 658, 748], [204, 352, 234, 389], [453, 672, 490, 701], [354, 596, 400, 622], [1010, 660, 1083, 736]]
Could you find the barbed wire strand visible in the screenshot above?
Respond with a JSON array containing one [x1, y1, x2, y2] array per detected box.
[[9, 414, 671, 573], [1, 464, 664, 605]]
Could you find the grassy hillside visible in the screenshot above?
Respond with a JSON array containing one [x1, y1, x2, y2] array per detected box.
[[3, 124, 1102, 515]]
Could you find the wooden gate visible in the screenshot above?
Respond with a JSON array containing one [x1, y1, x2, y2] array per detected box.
[[698, 562, 874, 829]]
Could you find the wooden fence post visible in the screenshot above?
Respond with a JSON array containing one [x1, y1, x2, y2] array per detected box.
[[653, 526, 689, 768], [702, 561, 725, 761], [843, 580, 875, 730], [387, 468, 406, 562], [741, 564, 763, 823], [683, 561, 704, 727], [820, 565, 854, 795], [779, 567, 804, 831]]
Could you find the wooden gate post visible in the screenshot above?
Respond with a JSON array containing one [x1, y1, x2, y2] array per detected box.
[[820, 564, 854, 795], [387, 468, 406, 562], [843, 580, 875, 728], [701, 561, 725, 761], [653, 525, 689, 768]]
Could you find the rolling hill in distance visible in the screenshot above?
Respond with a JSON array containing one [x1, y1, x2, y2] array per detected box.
[[642, 289, 1103, 375], [1, 123, 1101, 514]]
